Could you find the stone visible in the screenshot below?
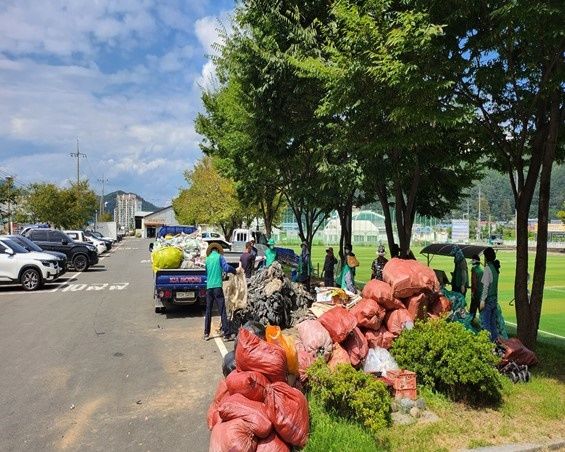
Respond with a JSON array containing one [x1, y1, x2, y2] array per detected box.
[[409, 407, 421, 418], [391, 412, 416, 426], [415, 398, 426, 410], [390, 400, 399, 413], [398, 397, 415, 414]]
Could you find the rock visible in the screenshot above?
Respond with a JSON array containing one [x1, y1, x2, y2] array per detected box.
[[398, 397, 415, 414], [409, 407, 421, 418], [390, 400, 399, 413], [391, 412, 416, 426], [415, 398, 426, 410]]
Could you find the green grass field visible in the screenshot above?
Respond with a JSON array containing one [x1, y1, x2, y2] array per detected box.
[[295, 245, 565, 337]]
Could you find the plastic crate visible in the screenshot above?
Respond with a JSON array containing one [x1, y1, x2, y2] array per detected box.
[[394, 388, 417, 400], [387, 370, 417, 390]]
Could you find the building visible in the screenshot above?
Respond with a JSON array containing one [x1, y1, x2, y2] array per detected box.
[[140, 206, 179, 238], [114, 193, 142, 232]]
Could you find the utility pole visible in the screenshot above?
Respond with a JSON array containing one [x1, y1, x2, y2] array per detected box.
[[97, 176, 109, 215], [69, 138, 87, 185]]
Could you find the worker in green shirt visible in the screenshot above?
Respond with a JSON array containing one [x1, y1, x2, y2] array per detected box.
[[265, 238, 277, 267], [203, 243, 237, 341]]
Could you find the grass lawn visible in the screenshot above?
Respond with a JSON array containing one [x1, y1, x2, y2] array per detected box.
[[305, 333, 565, 451], [296, 245, 565, 337]]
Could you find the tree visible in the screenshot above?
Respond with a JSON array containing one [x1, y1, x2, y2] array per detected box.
[[558, 202, 565, 224], [25, 181, 97, 229], [426, 0, 565, 348], [0, 177, 21, 231], [99, 212, 113, 222], [172, 157, 251, 238]]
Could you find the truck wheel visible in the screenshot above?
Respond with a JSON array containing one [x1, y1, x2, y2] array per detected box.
[[21, 268, 42, 291], [73, 254, 89, 272]]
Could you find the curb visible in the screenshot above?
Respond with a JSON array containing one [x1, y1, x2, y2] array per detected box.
[[463, 439, 565, 452]]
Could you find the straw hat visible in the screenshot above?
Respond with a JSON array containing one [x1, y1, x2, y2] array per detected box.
[[347, 254, 359, 268], [206, 242, 224, 256]]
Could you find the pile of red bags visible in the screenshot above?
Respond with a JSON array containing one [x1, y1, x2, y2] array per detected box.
[[208, 328, 309, 452]]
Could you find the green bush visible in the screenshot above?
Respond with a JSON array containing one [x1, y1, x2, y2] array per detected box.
[[306, 360, 391, 437], [390, 318, 503, 406]]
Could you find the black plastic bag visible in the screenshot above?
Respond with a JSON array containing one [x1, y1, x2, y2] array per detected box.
[[242, 320, 266, 339], [222, 350, 236, 377]]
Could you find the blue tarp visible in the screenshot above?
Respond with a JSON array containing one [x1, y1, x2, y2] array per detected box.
[[156, 225, 197, 238]]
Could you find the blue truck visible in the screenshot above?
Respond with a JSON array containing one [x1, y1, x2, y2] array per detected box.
[[152, 226, 299, 313]]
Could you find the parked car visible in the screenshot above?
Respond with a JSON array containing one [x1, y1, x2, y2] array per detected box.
[[4, 235, 67, 275], [0, 237, 61, 290], [85, 230, 114, 247], [64, 230, 107, 255], [22, 228, 98, 271]]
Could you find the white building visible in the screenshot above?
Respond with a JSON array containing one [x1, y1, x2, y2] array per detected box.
[[140, 206, 179, 238], [321, 210, 388, 244], [114, 193, 142, 232]]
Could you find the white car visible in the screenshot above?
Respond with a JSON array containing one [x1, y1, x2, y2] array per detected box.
[[64, 230, 107, 255], [0, 237, 61, 291]]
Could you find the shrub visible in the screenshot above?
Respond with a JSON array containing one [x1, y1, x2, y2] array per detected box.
[[390, 318, 503, 406], [307, 360, 391, 437]]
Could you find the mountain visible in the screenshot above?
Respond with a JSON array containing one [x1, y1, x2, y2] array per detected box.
[[102, 191, 163, 216]]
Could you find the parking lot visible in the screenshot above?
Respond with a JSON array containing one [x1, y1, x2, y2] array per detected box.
[[0, 238, 225, 451]]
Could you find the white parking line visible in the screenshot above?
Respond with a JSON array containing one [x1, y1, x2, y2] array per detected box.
[[505, 322, 565, 340], [214, 336, 229, 358]]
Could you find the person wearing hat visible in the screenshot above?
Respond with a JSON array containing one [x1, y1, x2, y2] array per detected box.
[[203, 242, 237, 341], [371, 245, 388, 280], [470, 253, 483, 321], [337, 252, 359, 293], [323, 247, 338, 287], [450, 245, 468, 296], [265, 238, 277, 267], [298, 241, 312, 290]]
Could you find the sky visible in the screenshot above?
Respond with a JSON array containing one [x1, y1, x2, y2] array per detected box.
[[0, 0, 235, 207]]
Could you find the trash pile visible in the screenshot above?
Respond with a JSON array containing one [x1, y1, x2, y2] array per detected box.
[[151, 232, 206, 272], [230, 262, 314, 329], [207, 322, 309, 452]]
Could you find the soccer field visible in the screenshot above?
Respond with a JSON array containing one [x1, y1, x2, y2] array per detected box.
[[298, 245, 565, 337]]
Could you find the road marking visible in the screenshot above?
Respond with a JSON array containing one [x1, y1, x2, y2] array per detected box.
[[505, 322, 565, 340], [140, 259, 150, 263], [214, 336, 229, 358], [56, 282, 129, 293]]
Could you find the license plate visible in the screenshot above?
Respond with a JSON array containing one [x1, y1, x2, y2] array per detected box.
[[176, 291, 195, 300]]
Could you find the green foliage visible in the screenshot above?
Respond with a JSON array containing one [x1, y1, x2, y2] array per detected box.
[[25, 181, 97, 229], [99, 212, 113, 222], [172, 156, 251, 238], [558, 201, 565, 224], [390, 319, 503, 406], [306, 359, 391, 437]]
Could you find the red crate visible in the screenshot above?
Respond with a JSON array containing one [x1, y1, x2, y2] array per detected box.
[[387, 370, 417, 390], [394, 387, 417, 400]]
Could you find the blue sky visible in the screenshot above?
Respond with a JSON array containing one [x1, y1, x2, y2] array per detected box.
[[0, 0, 235, 207]]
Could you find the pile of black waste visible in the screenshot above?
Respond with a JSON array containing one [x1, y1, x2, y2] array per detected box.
[[232, 262, 314, 329]]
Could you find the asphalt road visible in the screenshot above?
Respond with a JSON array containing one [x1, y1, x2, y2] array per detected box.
[[0, 238, 227, 451]]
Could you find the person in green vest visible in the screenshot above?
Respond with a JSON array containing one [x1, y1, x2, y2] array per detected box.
[[203, 243, 237, 341], [479, 247, 500, 341], [265, 238, 277, 267], [450, 245, 469, 296], [337, 253, 359, 293], [470, 254, 483, 321]]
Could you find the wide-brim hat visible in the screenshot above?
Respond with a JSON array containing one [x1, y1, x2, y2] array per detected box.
[[206, 243, 224, 256], [326, 247, 334, 253], [347, 254, 359, 268]]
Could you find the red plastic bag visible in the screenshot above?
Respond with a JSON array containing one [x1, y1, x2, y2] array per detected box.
[[218, 393, 272, 438], [256, 432, 290, 452], [318, 306, 357, 343], [498, 338, 538, 367], [209, 418, 257, 452], [341, 327, 369, 367], [295, 340, 317, 384], [383, 258, 440, 298], [236, 328, 288, 383], [226, 370, 270, 402], [350, 298, 387, 330], [264, 382, 309, 447], [386, 309, 414, 336], [207, 379, 229, 430], [428, 294, 452, 317], [364, 327, 396, 350], [328, 342, 351, 370], [361, 279, 403, 310], [403, 293, 429, 321], [297, 319, 333, 361]]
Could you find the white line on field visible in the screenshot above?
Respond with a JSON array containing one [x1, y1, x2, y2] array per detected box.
[[546, 286, 565, 293], [505, 322, 565, 340]]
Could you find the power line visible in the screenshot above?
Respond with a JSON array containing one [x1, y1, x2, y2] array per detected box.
[[69, 137, 87, 185]]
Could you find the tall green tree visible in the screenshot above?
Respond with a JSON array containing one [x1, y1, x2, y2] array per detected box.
[[173, 157, 251, 238]]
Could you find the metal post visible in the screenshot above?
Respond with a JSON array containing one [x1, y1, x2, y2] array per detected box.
[[69, 138, 86, 185]]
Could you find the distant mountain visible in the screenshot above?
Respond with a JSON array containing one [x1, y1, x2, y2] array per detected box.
[[102, 191, 163, 216]]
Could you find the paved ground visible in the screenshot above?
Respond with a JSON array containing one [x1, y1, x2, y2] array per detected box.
[[0, 238, 226, 451]]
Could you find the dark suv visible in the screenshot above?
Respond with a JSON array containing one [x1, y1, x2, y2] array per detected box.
[[22, 229, 98, 271]]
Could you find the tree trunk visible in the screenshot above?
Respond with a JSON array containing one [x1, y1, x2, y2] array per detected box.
[[376, 183, 396, 254], [337, 200, 353, 264]]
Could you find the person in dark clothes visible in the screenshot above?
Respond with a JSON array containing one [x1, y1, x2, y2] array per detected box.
[[480, 247, 501, 341], [299, 241, 312, 291], [203, 243, 237, 342], [323, 247, 338, 287], [239, 241, 255, 279], [371, 245, 388, 280], [470, 254, 483, 320], [390, 243, 400, 258]]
